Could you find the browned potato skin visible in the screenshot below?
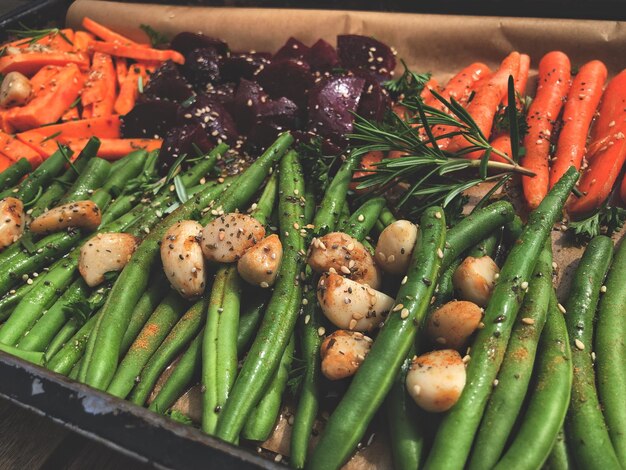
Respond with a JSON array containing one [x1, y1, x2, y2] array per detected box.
[[308, 232, 382, 289], [30, 200, 101, 234], [237, 234, 282, 287], [0, 197, 24, 250], [426, 300, 483, 350], [320, 330, 373, 380], [201, 213, 265, 263], [79, 233, 138, 287]]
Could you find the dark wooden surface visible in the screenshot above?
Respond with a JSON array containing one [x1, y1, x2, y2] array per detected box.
[[0, 398, 151, 470]]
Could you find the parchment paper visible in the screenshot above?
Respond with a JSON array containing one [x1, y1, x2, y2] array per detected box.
[[65, 3, 625, 468]]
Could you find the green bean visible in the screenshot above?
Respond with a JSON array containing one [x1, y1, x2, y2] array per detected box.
[[202, 266, 242, 435], [495, 290, 573, 470], [17, 278, 91, 352], [47, 310, 101, 375], [0, 342, 45, 365], [469, 242, 553, 470], [215, 148, 304, 443], [424, 167, 578, 470], [129, 299, 208, 405], [242, 334, 295, 441], [250, 172, 277, 226], [339, 196, 385, 240], [544, 428, 573, 470], [107, 292, 188, 399], [0, 158, 31, 192], [148, 295, 268, 415], [0, 145, 69, 202], [58, 158, 111, 205], [563, 236, 620, 469], [291, 154, 359, 469], [595, 239, 626, 463], [120, 272, 169, 355], [386, 350, 425, 470], [379, 205, 396, 227], [86, 135, 290, 390], [308, 206, 446, 470], [78, 307, 104, 382], [0, 274, 45, 322]]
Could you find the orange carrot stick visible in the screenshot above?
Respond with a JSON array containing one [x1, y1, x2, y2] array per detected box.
[[66, 138, 162, 160], [0, 131, 44, 166], [82, 17, 145, 47], [19, 116, 121, 142], [421, 77, 441, 107], [430, 62, 492, 149], [588, 69, 626, 160], [89, 41, 185, 65], [569, 125, 626, 216], [521, 51, 571, 209], [114, 64, 144, 115], [5, 64, 84, 131], [350, 151, 384, 192], [61, 106, 80, 122], [446, 52, 520, 157], [0, 51, 89, 76], [17, 132, 62, 158], [115, 58, 128, 87], [549, 60, 607, 188], [74, 31, 95, 52]]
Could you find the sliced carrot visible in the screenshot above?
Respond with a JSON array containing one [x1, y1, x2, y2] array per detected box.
[[569, 124, 626, 216], [421, 77, 441, 107], [350, 151, 384, 192], [19, 116, 121, 143], [0, 51, 89, 76], [29, 65, 61, 91], [430, 62, 492, 149], [0, 111, 15, 134], [114, 64, 144, 115], [65, 138, 162, 160], [0, 131, 44, 166], [16, 131, 58, 158], [115, 58, 128, 87], [0, 154, 13, 172], [521, 51, 571, 209], [549, 60, 607, 188], [446, 53, 520, 157], [36, 29, 75, 52], [82, 17, 146, 47], [62, 106, 80, 122], [588, 69, 626, 159], [89, 41, 185, 65], [5, 64, 85, 131], [82, 52, 117, 118], [74, 31, 95, 52], [82, 105, 93, 119]]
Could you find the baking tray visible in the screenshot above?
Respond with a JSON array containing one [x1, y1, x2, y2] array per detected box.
[[1, 4, 625, 469]]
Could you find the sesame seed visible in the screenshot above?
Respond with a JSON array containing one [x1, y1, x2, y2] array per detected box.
[[575, 339, 585, 350], [437, 248, 444, 259], [304, 314, 311, 324], [434, 211, 442, 219], [401, 276, 408, 285], [357, 214, 365, 222], [522, 317, 535, 325], [401, 308, 409, 319], [600, 285, 607, 293], [318, 327, 326, 336], [558, 303, 567, 314], [462, 355, 471, 363], [302, 298, 308, 305], [493, 379, 499, 387], [393, 304, 404, 312], [521, 281, 529, 290], [340, 266, 351, 275], [260, 281, 269, 288], [349, 319, 358, 329], [387, 254, 396, 263]]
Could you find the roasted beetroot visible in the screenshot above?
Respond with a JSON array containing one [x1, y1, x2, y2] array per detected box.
[[220, 53, 271, 83], [170, 32, 229, 57], [178, 94, 238, 144], [158, 123, 213, 174], [229, 79, 269, 133], [307, 75, 365, 143], [337, 35, 396, 79], [308, 39, 340, 72], [273, 37, 310, 63], [120, 100, 180, 139], [353, 70, 390, 122], [141, 61, 193, 103], [206, 82, 236, 106], [247, 96, 300, 149], [257, 59, 313, 108], [182, 48, 221, 90]]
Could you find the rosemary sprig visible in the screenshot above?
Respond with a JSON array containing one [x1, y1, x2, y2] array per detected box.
[[383, 59, 431, 100], [7, 23, 73, 47], [140, 24, 169, 48], [350, 74, 534, 216]]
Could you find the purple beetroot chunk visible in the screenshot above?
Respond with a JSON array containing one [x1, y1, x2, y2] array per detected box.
[[182, 48, 221, 90], [353, 70, 390, 122], [158, 123, 213, 174], [220, 53, 271, 83], [206, 82, 236, 106], [229, 79, 269, 133], [141, 61, 193, 103], [177, 94, 239, 144], [170, 32, 229, 57], [257, 59, 313, 108], [307, 75, 365, 142], [307, 39, 339, 72], [120, 100, 180, 139], [273, 37, 310, 63], [337, 35, 396, 79], [247, 97, 299, 150]]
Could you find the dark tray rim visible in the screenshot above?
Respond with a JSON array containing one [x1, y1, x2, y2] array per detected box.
[[0, 352, 280, 470]]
